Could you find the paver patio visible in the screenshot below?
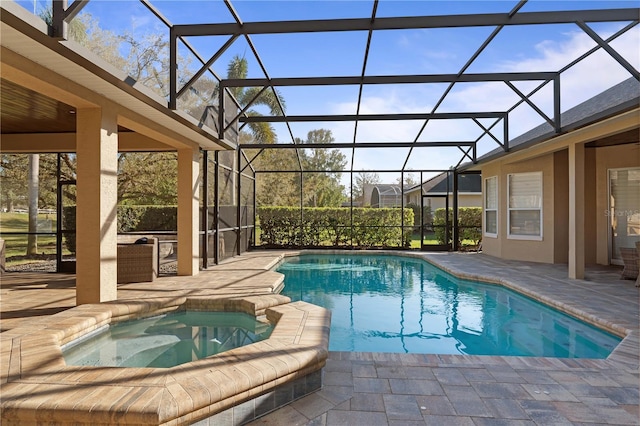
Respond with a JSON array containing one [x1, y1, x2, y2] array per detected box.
[[1, 251, 638, 425]]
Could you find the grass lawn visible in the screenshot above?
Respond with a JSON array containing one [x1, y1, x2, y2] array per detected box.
[[0, 212, 59, 265], [410, 232, 479, 250]]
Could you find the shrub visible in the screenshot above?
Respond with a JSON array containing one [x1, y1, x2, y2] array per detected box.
[[406, 202, 432, 230], [433, 207, 482, 247], [258, 206, 414, 248], [62, 205, 76, 253], [118, 205, 177, 232], [62, 205, 177, 252]]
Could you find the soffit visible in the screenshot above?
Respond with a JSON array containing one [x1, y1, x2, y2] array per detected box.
[[585, 128, 639, 148], [0, 78, 76, 134]]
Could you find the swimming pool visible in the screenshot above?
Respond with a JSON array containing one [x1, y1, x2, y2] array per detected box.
[[277, 254, 621, 357]]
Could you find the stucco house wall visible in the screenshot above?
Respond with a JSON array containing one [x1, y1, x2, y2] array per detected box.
[[481, 141, 639, 266], [425, 194, 483, 211], [480, 153, 557, 263]]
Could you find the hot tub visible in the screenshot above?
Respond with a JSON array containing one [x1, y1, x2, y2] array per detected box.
[[0, 295, 331, 425]]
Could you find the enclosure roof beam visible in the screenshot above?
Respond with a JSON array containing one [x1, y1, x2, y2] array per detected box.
[[240, 112, 504, 123], [255, 168, 453, 174], [352, 0, 379, 174], [172, 9, 638, 36], [241, 141, 475, 149], [401, 0, 526, 171], [221, 72, 558, 87]]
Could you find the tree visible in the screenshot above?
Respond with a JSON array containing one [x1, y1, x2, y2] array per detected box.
[[215, 56, 299, 206], [0, 155, 28, 212], [297, 130, 347, 207], [26, 155, 39, 255], [397, 172, 418, 188], [117, 152, 177, 205], [253, 148, 301, 206], [353, 172, 381, 206], [223, 55, 284, 144], [0, 154, 72, 213], [40, 6, 89, 44]]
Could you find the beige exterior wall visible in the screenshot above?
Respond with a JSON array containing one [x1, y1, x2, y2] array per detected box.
[[480, 153, 558, 263], [480, 125, 639, 266], [585, 149, 597, 264], [595, 143, 640, 265], [425, 194, 482, 211], [553, 150, 569, 264], [405, 192, 482, 210]]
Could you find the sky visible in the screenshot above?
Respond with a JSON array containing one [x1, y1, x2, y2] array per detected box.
[[18, 0, 640, 184]]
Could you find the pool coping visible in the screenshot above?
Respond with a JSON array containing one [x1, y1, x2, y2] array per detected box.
[[0, 294, 330, 425]]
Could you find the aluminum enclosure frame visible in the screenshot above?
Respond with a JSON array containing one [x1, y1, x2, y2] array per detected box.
[[47, 0, 640, 262]]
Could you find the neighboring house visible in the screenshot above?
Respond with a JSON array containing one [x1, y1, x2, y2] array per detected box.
[[405, 173, 482, 212], [461, 77, 639, 279]]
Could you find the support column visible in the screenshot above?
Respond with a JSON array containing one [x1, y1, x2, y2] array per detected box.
[[75, 107, 118, 304], [177, 147, 200, 276], [568, 143, 585, 279]]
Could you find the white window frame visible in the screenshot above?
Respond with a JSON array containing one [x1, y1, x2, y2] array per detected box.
[[484, 176, 498, 238], [507, 171, 543, 241]]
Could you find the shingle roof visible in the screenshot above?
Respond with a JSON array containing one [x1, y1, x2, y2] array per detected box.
[[464, 77, 640, 168], [405, 172, 481, 194]]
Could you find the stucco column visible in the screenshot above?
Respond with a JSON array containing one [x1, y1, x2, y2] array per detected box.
[[75, 107, 118, 303], [177, 147, 200, 276], [568, 143, 585, 279]]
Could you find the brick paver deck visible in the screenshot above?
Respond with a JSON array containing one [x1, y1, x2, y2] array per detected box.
[[1, 250, 638, 425]]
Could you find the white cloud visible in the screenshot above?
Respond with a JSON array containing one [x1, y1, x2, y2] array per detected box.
[[302, 24, 640, 183], [499, 28, 640, 110]]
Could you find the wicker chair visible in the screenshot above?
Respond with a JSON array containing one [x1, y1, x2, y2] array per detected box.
[[117, 237, 158, 284], [619, 246, 639, 282]]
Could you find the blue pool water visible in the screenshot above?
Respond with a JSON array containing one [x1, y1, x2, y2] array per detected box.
[[277, 254, 621, 358], [63, 311, 274, 368]]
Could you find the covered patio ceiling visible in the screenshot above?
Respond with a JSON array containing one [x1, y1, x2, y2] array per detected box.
[[3, 0, 639, 173]]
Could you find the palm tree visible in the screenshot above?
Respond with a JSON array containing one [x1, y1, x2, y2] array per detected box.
[[223, 55, 285, 144]]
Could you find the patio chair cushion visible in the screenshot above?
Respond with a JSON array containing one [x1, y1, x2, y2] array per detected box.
[[619, 247, 639, 280]]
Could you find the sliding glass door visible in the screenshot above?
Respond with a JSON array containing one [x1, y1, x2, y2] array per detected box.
[[609, 167, 640, 265]]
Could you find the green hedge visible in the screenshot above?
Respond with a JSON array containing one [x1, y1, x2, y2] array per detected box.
[[118, 205, 177, 232], [63, 205, 177, 252], [433, 207, 482, 246], [258, 206, 414, 248], [62, 205, 76, 253]]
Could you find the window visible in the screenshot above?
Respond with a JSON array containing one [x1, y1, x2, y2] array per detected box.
[[508, 172, 542, 240], [484, 176, 498, 237]]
